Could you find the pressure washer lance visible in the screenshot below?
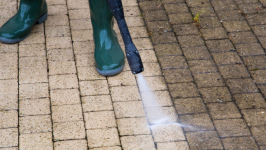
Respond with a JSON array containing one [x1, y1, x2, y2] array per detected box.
[[106, 0, 144, 74]]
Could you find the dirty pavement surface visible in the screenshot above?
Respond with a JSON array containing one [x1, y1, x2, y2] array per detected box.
[[1, 0, 266, 149]]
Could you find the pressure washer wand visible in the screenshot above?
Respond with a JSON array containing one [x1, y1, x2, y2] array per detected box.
[[106, 0, 144, 74]]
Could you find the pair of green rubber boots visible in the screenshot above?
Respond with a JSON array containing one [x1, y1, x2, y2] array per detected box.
[[0, 0, 125, 76]]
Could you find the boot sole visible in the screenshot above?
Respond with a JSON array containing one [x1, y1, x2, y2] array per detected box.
[[96, 65, 124, 76], [0, 12, 48, 44]]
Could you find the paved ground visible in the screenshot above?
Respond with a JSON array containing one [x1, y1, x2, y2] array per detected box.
[[0, 0, 266, 149]]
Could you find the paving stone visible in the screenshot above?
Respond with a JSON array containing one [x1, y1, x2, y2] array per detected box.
[[125, 17, 146, 27], [19, 56, 46, 69], [0, 110, 18, 128], [238, 3, 264, 14], [250, 126, 266, 145], [53, 121, 86, 140], [0, 80, 17, 96], [32, 24, 44, 33], [19, 98, 50, 116], [138, 50, 157, 63], [49, 74, 79, 89], [242, 109, 266, 126], [212, 52, 242, 65], [120, 135, 155, 150], [211, 0, 238, 11], [199, 87, 232, 103], [107, 71, 136, 86], [161, 0, 185, 3], [146, 21, 172, 32], [84, 111, 116, 129], [257, 36, 266, 49], [182, 46, 211, 60], [19, 83, 48, 100], [67, 0, 89, 9], [163, 69, 194, 83], [235, 0, 259, 4], [246, 13, 266, 25], [257, 84, 266, 97], [52, 104, 83, 122], [207, 102, 242, 119], [19, 68, 48, 84], [0, 128, 18, 148], [0, 94, 18, 111], [200, 28, 227, 40], [186, 131, 223, 150], [70, 19, 92, 31], [226, 78, 259, 94], [164, 3, 189, 14], [48, 5, 68, 15], [214, 119, 251, 137], [19, 115, 52, 134], [194, 73, 225, 87], [0, 147, 18, 150], [45, 15, 69, 26], [199, 17, 222, 28], [129, 27, 149, 38], [90, 147, 121, 150], [142, 63, 162, 77], [234, 93, 266, 109], [174, 97, 207, 114], [145, 106, 178, 124], [222, 136, 259, 150], [117, 117, 150, 135], [141, 91, 173, 107], [75, 53, 94, 67], [228, 31, 258, 44], [236, 43, 265, 56], [49, 61, 76, 75], [0, 43, 18, 53], [77, 67, 106, 81], [158, 55, 188, 69], [19, 132, 52, 150], [47, 49, 74, 61], [140, 76, 167, 91], [46, 37, 72, 50], [46, 0, 66, 5], [124, 6, 142, 17], [173, 23, 199, 35], [0, 53, 17, 67], [68, 9, 90, 20], [110, 86, 140, 102], [157, 141, 190, 150], [19, 44, 45, 57], [223, 21, 251, 32], [151, 123, 185, 142], [186, 0, 211, 7], [242, 55, 266, 70], [72, 30, 93, 42], [251, 70, 266, 84], [150, 32, 177, 45], [216, 10, 245, 21], [251, 25, 266, 36], [218, 64, 250, 79], [82, 95, 113, 112], [188, 59, 218, 73], [168, 82, 200, 98], [45, 26, 70, 38], [179, 113, 214, 131], [0, 65, 17, 80], [154, 43, 182, 56], [19, 32, 45, 44], [168, 13, 193, 24], [139, 1, 164, 11], [73, 41, 94, 54], [54, 140, 88, 150], [113, 101, 146, 118], [143, 10, 168, 22], [87, 128, 120, 148], [191, 7, 216, 18], [178, 35, 204, 48]]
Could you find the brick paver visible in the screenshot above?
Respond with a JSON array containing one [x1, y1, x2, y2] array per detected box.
[[1, 0, 266, 149]]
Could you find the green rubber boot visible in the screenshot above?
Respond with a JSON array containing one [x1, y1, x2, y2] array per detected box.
[[0, 0, 47, 44], [89, 0, 125, 76]]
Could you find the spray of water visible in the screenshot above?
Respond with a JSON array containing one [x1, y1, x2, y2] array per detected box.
[[137, 73, 193, 130]]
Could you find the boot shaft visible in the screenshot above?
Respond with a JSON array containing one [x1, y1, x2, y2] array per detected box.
[[18, 0, 47, 16]]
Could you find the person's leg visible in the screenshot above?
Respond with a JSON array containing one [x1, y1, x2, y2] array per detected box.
[[89, 0, 125, 76], [0, 0, 47, 44]]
